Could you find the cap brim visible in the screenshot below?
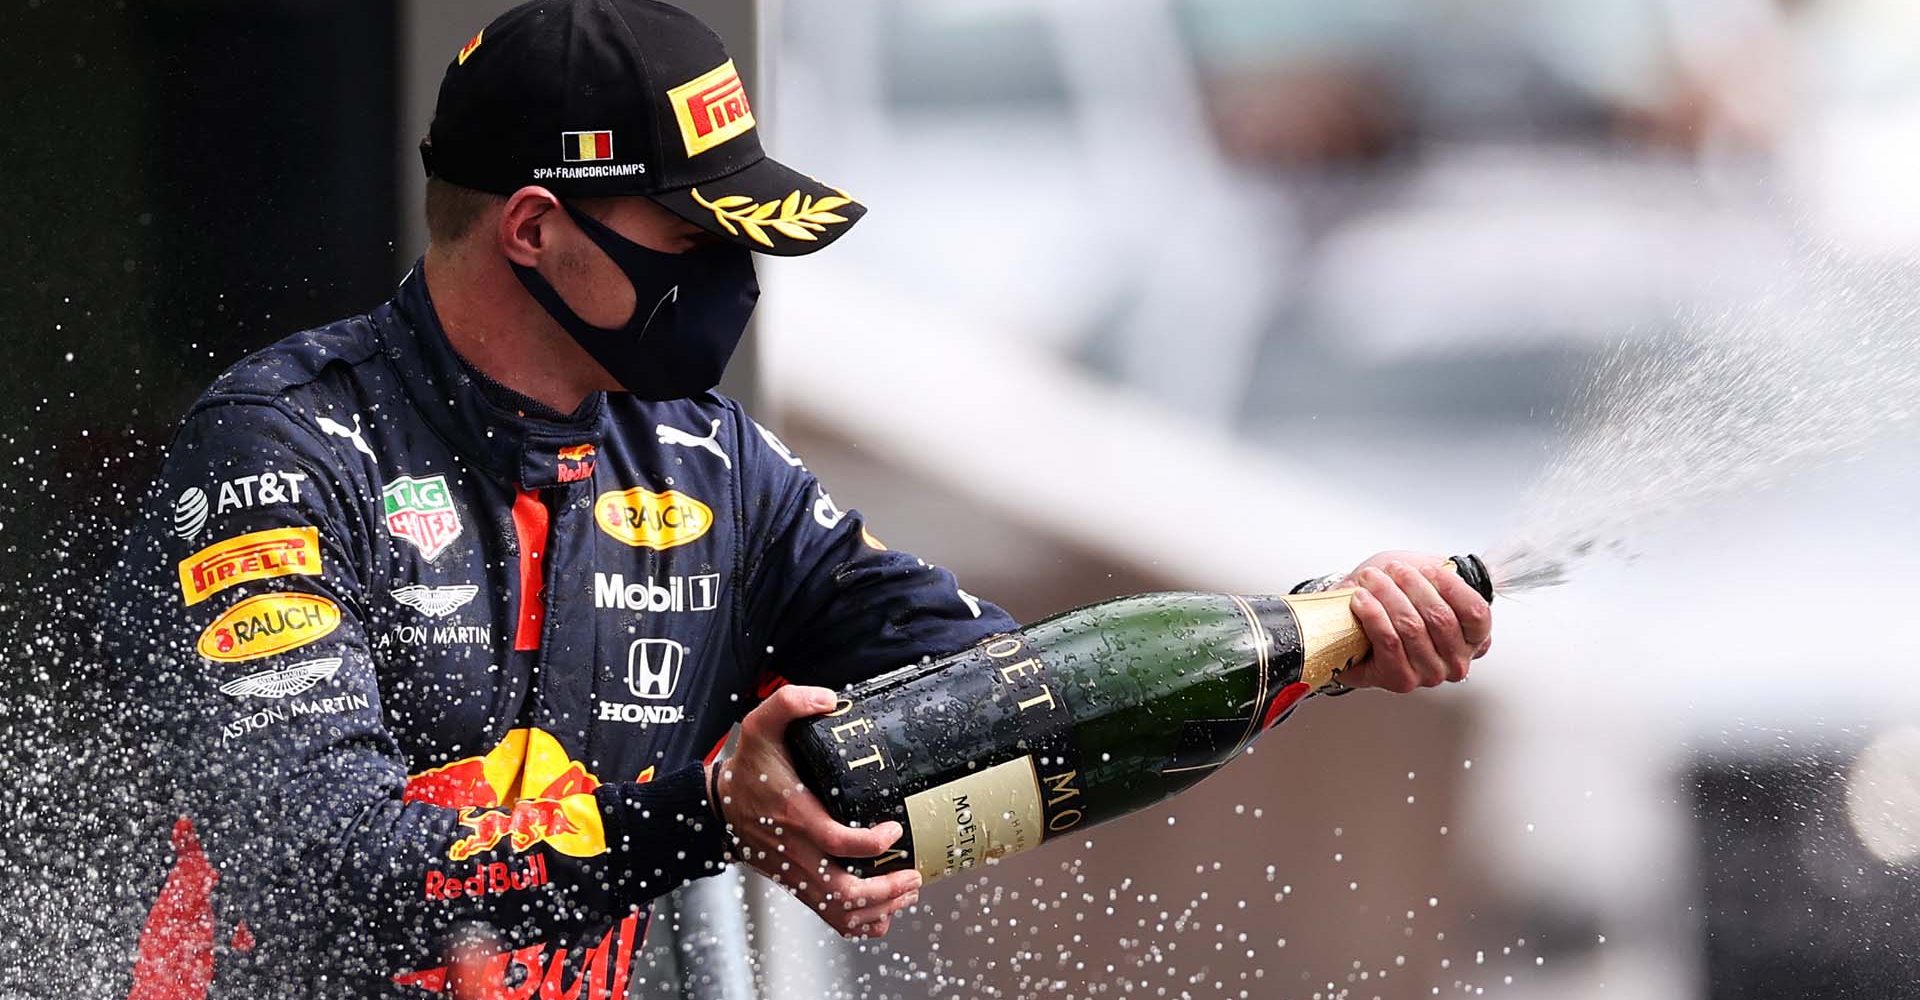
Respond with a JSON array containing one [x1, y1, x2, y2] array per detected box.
[[653, 155, 866, 257]]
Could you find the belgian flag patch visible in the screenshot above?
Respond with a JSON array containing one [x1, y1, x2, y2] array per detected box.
[[561, 131, 613, 163]]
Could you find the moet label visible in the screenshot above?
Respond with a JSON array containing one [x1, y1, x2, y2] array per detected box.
[[904, 755, 1044, 884]]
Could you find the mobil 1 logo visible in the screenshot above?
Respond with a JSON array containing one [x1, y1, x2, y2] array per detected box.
[[593, 572, 719, 614]]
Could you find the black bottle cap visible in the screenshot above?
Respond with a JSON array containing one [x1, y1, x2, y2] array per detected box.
[[1449, 554, 1495, 603]]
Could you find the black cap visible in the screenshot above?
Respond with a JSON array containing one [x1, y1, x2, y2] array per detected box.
[[421, 0, 864, 256], [1448, 554, 1495, 603]]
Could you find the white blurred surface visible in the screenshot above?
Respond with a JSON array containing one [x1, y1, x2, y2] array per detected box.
[[751, 0, 1920, 993]]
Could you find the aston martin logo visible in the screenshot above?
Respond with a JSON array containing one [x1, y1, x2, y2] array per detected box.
[[218, 657, 343, 699], [393, 584, 481, 619]]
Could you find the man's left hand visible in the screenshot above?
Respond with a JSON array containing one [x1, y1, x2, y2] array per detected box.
[[1337, 551, 1492, 693]]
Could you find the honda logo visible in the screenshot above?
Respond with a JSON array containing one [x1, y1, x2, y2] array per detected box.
[[626, 639, 685, 700]]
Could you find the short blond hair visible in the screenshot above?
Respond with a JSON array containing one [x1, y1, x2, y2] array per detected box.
[[424, 177, 505, 246]]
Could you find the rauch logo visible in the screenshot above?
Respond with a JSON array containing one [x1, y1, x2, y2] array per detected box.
[[197, 592, 341, 663], [592, 487, 711, 550]]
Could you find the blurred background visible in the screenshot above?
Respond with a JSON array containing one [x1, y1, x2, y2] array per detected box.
[[11, 0, 1920, 997]]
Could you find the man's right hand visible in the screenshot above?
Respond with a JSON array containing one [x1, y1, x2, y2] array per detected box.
[[711, 685, 922, 938]]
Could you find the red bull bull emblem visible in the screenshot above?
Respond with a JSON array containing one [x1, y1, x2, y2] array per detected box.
[[402, 727, 608, 861]]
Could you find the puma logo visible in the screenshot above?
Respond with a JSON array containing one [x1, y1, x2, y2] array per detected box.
[[642, 286, 680, 334], [316, 412, 375, 462], [656, 418, 730, 469]]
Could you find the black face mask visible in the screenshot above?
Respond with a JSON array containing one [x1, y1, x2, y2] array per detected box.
[[511, 201, 759, 401]]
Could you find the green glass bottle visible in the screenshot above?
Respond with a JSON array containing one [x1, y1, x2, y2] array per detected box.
[[787, 556, 1493, 884]]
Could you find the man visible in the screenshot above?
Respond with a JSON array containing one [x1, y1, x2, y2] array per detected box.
[[110, 1, 1491, 996]]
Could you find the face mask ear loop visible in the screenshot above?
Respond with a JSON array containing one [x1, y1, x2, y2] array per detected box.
[[561, 200, 613, 245], [510, 260, 603, 339], [560, 200, 668, 267], [559, 200, 689, 332], [510, 199, 658, 338]]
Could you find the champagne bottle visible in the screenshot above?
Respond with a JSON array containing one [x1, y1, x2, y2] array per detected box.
[[787, 556, 1493, 884]]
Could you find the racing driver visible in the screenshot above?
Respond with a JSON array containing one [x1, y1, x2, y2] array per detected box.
[[105, 0, 1493, 995]]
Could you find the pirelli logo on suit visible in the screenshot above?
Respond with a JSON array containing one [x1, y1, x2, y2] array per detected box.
[[177, 526, 322, 606]]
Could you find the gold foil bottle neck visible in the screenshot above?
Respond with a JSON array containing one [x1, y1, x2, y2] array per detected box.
[[1279, 589, 1369, 689]]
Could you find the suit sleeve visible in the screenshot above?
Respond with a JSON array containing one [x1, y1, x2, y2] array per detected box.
[[734, 410, 1018, 691], [104, 401, 724, 984]]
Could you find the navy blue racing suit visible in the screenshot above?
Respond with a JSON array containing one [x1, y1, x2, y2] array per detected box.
[[105, 262, 1015, 997]]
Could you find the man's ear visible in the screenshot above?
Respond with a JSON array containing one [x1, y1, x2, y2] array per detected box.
[[499, 186, 561, 267]]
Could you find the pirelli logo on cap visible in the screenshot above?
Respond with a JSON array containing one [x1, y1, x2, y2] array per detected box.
[[563, 131, 614, 163], [668, 60, 755, 157]]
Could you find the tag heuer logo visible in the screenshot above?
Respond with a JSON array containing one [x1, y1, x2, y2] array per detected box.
[[382, 474, 463, 561]]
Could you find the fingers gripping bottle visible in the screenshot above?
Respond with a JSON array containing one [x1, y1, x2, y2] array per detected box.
[[786, 556, 1494, 884]]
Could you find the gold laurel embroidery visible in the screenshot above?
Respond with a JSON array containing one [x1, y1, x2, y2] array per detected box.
[[691, 187, 852, 248]]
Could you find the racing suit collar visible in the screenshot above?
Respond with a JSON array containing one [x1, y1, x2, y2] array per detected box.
[[387, 260, 609, 489]]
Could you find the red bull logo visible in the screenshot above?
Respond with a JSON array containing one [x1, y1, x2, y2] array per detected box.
[[424, 856, 548, 902], [556, 443, 596, 484], [403, 727, 608, 861], [393, 910, 642, 998]]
